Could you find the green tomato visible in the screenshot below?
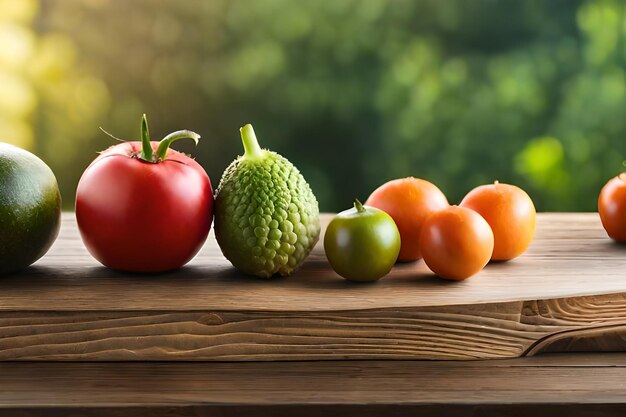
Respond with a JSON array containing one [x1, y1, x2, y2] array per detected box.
[[324, 199, 401, 282]]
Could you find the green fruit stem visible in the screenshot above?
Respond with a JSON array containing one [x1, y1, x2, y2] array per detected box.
[[156, 130, 200, 160], [240, 124, 264, 159], [140, 114, 153, 161], [138, 114, 200, 162], [354, 199, 366, 213]]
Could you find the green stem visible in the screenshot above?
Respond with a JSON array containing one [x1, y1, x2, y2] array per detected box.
[[240, 124, 264, 159], [354, 199, 366, 213], [156, 130, 201, 160], [140, 114, 153, 161]]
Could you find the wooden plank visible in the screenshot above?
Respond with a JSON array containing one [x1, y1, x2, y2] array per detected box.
[[1, 213, 626, 361], [1, 295, 626, 360], [1, 354, 626, 416]]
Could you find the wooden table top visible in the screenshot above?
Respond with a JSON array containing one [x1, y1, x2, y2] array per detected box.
[[1, 212, 624, 311], [2, 353, 626, 416]]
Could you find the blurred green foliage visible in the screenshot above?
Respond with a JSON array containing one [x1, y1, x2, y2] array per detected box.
[[0, 0, 624, 211]]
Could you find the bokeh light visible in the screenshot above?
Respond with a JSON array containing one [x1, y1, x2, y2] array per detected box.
[[0, 0, 624, 211]]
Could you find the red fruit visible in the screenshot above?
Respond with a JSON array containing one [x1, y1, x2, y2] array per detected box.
[[599, 174, 626, 242], [76, 115, 213, 272]]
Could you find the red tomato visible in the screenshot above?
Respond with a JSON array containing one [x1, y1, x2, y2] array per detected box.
[[599, 174, 626, 242], [460, 181, 536, 261], [419, 206, 494, 281], [76, 115, 213, 272]]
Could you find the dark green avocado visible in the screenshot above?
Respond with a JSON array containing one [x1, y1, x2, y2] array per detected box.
[[0, 143, 61, 275]]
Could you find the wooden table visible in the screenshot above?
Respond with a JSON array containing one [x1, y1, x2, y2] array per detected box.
[[1, 213, 626, 415]]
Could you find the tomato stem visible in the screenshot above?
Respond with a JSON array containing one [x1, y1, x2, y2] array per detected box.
[[156, 130, 201, 161], [354, 199, 366, 213], [240, 124, 264, 159], [140, 114, 154, 161]]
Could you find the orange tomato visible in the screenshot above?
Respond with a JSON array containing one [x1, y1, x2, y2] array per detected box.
[[419, 206, 494, 281], [599, 174, 626, 242], [460, 181, 536, 261], [366, 177, 448, 261]]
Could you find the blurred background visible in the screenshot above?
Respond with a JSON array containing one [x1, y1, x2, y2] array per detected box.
[[0, 0, 624, 211]]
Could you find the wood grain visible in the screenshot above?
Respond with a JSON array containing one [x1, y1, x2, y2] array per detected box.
[[2, 354, 626, 416], [1, 213, 626, 361], [2, 212, 624, 312]]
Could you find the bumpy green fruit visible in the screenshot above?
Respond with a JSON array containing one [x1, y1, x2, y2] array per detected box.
[[215, 124, 320, 278]]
